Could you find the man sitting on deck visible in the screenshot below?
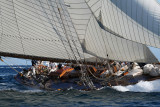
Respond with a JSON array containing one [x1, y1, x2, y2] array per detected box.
[[49, 61, 57, 73]]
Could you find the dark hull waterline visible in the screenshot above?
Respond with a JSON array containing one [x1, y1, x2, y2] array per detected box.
[[14, 73, 160, 91]]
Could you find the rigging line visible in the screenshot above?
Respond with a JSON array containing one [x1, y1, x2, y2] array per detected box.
[[90, 3, 107, 60], [86, 65, 112, 82], [0, 5, 3, 46], [103, 1, 120, 60], [64, 1, 87, 62], [158, 13, 160, 45], [97, 26, 111, 69], [129, 0, 137, 42], [124, 1, 135, 41], [85, 0, 111, 62], [25, 59, 28, 67], [55, 0, 78, 62], [47, 1, 77, 58], [86, 0, 91, 3], [0, 58, 21, 74], [141, 0, 147, 44], [119, 0, 132, 62], [109, 1, 124, 61], [4, 58, 24, 71], [131, 0, 142, 61], [47, 0, 73, 61], [57, 12, 78, 62], [95, 0, 111, 62], [100, 4, 114, 60], [85, 30, 98, 57], [83, 14, 93, 39], [85, 18, 103, 62], [124, 0, 137, 61], [31, 0, 66, 59], [59, 1, 84, 63], [152, 7, 157, 47], [93, 18, 109, 61], [64, 1, 86, 5], [117, 1, 128, 40], [65, 0, 93, 54], [146, 1, 152, 46], [89, 0, 100, 8], [49, 0, 75, 61], [68, 1, 91, 40], [89, 17, 104, 62], [135, 0, 145, 53], [135, 0, 143, 44], [102, 0, 119, 60], [153, 10, 160, 45], [114, 0, 127, 61], [12, 0, 25, 55]]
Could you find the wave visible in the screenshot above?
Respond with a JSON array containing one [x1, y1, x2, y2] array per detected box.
[[113, 79, 160, 92], [0, 84, 43, 93], [19, 89, 43, 93]]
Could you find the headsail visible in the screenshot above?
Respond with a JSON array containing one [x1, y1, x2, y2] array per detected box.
[[65, 0, 159, 63]]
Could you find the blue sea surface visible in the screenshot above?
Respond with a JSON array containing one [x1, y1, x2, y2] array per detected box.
[[0, 65, 160, 107]]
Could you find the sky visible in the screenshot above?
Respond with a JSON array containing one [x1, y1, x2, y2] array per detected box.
[[0, 57, 31, 65], [0, 0, 160, 65]]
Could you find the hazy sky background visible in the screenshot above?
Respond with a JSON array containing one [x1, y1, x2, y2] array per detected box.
[[0, 0, 160, 65]]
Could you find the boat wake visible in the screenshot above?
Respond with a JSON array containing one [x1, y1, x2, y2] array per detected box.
[[112, 79, 160, 92]]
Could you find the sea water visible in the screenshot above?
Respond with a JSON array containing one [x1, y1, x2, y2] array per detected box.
[[0, 65, 160, 107]]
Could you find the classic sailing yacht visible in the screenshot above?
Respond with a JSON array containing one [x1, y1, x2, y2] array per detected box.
[[0, 0, 160, 90]]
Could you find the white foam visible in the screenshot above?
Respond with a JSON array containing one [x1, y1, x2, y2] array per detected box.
[[20, 89, 43, 93], [0, 83, 7, 85], [113, 79, 160, 92]]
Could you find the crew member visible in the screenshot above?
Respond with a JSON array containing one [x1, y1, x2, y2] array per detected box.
[[31, 59, 37, 76]]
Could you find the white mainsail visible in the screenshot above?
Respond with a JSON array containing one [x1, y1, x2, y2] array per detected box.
[[0, 0, 88, 63], [0, 0, 159, 63]]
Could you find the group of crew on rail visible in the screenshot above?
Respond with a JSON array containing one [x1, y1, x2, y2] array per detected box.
[[21, 59, 143, 79], [22, 60, 63, 78], [19, 57, 160, 81]]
